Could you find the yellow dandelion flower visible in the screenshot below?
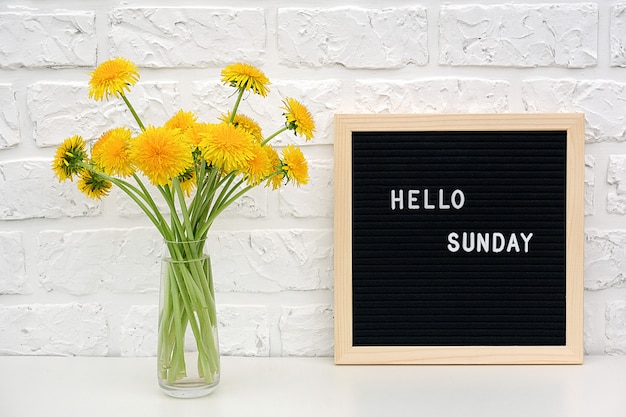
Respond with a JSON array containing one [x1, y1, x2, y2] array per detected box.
[[267, 174, 283, 190], [264, 145, 283, 190], [281, 144, 309, 186], [281, 97, 316, 141], [52, 135, 88, 181], [177, 168, 197, 197], [77, 169, 112, 200], [131, 126, 194, 186], [184, 122, 212, 148], [165, 110, 198, 134], [91, 127, 135, 177], [88, 57, 140, 101], [220, 112, 264, 142], [221, 63, 270, 97], [198, 123, 255, 173], [244, 143, 273, 186]]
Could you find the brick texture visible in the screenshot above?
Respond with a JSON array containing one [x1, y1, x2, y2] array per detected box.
[[355, 79, 511, 113], [0, 84, 19, 149], [109, 8, 266, 67], [278, 7, 428, 69], [0, 232, 29, 295], [0, 12, 96, 68], [608, 155, 626, 214], [0, 303, 108, 355], [0, 2, 624, 358], [0, 160, 101, 220], [439, 4, 597, 68]]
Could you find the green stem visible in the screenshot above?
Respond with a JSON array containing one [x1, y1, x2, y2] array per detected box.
[[80, 163, 173, 239], [212, 172, 238, 210], [228, 89, 245, 123], [130, 173, 173, 239], [188, 160, 208, 227], [261, 126, 288, 146], [207, 184, 253, 226], [109, 178, 162, 228], [158, 185, 188, 242], [194, 168, 220, 222], [161, 269, 188, 383], [159, 254, 220, 383], [172, 178, 196, 240], [121, 93, 146, 131]]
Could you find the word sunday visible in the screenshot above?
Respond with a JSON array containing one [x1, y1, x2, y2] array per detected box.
[[447, 232, 534, 254], [389, 188, 535, 254]]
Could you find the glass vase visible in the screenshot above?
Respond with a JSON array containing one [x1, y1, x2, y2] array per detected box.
[[158, 239, 220, 398]]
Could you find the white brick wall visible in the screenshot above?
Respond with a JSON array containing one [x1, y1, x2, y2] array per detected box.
[[522, 79, 626, 143], [0, 160, 101, 219], [355, 79, 511, 113], [0, 303, 108, 355], [110, 8, 266, 67], [0, 11, 96, 68], [277, 7, 428, 69], [1, 1, 626, 358], [0, 84, 19, 149], [439, 4, 598, 68]]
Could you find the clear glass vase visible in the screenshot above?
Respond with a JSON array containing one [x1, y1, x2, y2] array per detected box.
[[158, 239, 220, 398]]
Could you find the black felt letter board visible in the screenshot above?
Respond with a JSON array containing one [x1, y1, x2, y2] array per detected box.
[[350, 131, 567, 347]]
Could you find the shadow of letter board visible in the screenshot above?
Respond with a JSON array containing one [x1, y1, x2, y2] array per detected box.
[[334, 114, 584, 365]]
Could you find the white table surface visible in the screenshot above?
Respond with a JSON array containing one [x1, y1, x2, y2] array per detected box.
[[1, 355, 624, 417]]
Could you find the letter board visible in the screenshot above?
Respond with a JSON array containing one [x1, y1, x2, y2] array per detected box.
[[334, 114, 584, 364]]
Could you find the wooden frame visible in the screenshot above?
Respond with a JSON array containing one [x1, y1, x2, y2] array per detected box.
[[334, 113, 585, 365]]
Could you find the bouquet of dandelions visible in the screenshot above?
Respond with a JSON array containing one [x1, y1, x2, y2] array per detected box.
[[52, 57, 315, 390]]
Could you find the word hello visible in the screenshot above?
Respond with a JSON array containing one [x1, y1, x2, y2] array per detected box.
[[390, 189, 465, 210]]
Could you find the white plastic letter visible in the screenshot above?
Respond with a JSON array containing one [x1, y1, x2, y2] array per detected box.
[[391, 189, 403, 210], [521, 233, 533, 253], [476, 233, 489, 252], [447, 232, 460, 252], [462, 232, 475, 252], [506, 234, 520, 253], [493, 232, 505, 253], [439, 189, 450, 209], [408, 190, 420, 209], [424, 189, 435, 209], [451, 189, 465, 209]]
